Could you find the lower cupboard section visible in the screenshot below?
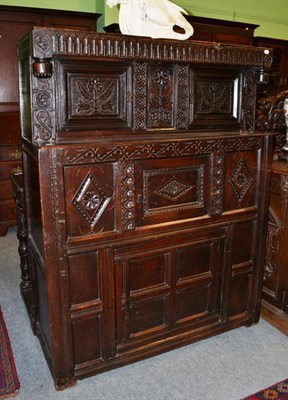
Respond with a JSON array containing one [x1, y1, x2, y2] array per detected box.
[[63, 221, 257, 376]]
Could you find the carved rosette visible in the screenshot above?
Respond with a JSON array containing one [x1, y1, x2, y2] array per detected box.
[[34, 33, 52, 58], [121, 162, 135, 231], [32, 77, 56, 144], [244, 70, 257, 132], [210, 154, 225, 215], [134, 62, 147, 129]]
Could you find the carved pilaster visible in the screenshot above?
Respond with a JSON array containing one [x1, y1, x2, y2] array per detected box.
[[176, 64, 189, 129], [210, 154, 225, 215], [31, 76, 56, 144], [244, 70, 257, 132], [121, 162, 135, 231], [134, 62, 147, 130]]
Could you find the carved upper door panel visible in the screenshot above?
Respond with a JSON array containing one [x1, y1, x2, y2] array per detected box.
[[189, 67, 243, 131], [56, 59, 133, 134]]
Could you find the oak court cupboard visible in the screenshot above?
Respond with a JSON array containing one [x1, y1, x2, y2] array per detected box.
[[17, 27, 274, 389]]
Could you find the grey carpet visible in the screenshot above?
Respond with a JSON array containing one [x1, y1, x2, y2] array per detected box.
[[1, 226, 287, 400]]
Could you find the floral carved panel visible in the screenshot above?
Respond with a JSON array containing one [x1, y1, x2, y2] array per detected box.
[[56, 60, 132, 132], [147, 65, 175, 129], [189, 68, 242, 131]]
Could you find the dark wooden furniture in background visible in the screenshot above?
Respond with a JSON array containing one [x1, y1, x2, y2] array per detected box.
[[254, 37, 288, 96], [185, 16, 258, 45], [256, 90, 288, 335], [18, 27, 274, 389], [0, 6, 100, 236], [262, 160, 288, 335]]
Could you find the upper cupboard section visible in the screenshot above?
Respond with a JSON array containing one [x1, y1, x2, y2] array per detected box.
[[17, 27, 273, 145]]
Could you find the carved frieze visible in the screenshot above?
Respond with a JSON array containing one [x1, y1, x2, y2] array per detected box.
[[64, 137, 262, 165], [31, 29, 272, 69]]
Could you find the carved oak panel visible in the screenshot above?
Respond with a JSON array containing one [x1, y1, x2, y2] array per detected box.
[[228, 221, 256, 318], [224, 150, 258, 211], [134, 156, 209, 227], [147, 65, 175, 129], [64, 163, 116, 237], [262, 166, 288, 309], [56, 59, 132, 133], [189, 68, 242, 130], [69, 250, 106, 367], [114, 228, 224, 349]]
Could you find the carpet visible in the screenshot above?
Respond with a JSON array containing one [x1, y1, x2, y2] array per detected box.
[[242, 378, 288, 399], [0, 306, 20, 399]]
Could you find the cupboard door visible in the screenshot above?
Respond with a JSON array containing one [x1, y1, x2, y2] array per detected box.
[[114, 228, 225, 352]]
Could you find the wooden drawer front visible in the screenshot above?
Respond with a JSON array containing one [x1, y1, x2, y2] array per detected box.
[[228, 220, 256, 318], [0, 180, 13, 200], [0, 201, 17, 221], [69, 251, 106, 368], [224, 150, 258, 211], [65, 162, 117, 238], [0, 161, 22, 180], [114, 228, 225, 350], [0, 146, 22, 161], [134, 155, 209, 227]]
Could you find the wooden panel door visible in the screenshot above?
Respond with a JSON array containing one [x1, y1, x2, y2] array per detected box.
[[114, 228, 225, 353]]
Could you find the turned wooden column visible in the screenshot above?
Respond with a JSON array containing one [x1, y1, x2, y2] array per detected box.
[[10, 172, 37, 332]]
